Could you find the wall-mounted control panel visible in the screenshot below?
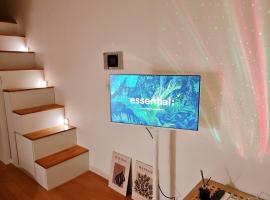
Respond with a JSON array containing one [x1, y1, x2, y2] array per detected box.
[[103, 51, 123, 70]]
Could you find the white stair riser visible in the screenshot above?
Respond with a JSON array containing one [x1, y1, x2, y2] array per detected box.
[[35, 152, 89, 190], [16, 129, 77, 177], [0, 36, 27, 52], [4, 88, 55, 110], [13, 108, 65, 135], [0, 22, 20, 36], [0, 70, 44, 89], [0, 52, 35, 68], [33, 129, 77, 160], [16, 134, 35, 177]]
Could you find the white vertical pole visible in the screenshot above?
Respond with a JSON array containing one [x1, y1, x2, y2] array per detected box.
[[153, 129, 159, 200], [159, 130, 173, 200], [170, 131, 176, 197]]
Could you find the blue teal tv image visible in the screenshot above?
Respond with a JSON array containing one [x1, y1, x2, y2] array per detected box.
[[109, 74, 201, 131]]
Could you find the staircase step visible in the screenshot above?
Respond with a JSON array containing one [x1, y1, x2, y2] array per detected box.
[[0, 21, 20, 36], [36, 145, 88, 169], [12, 103, 64, 135], [3, 86, 54, 93], [0, 68, 44, 89], [13, 104, 64, 115], [0, 51, 35, 68], [35, 145, 89, 190], [0, 50, 34, 53], [0, 18, 16, 24], [24, 125, 76, 141], [0, 67, 43, 71], [16, 125, 77, 176], [0, 35, 27, 51], [0, 33, 25, 37], [3, 87, 55, 112]]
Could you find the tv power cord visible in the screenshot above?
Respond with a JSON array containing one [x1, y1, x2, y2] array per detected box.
[[145, 127, 177, 200], [159, 185, 176, 200]]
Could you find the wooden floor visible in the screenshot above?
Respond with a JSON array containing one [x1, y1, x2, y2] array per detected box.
[[0, 161, 131, 200]]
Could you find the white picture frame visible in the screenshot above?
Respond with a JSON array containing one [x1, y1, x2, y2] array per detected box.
[[132, 161, 153, 200], [108, 151, 131, 196]]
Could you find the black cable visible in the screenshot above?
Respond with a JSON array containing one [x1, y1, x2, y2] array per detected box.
[[159, 185, 176, 200], [145, 127, 177, 200], [145, 127, 153, 139]]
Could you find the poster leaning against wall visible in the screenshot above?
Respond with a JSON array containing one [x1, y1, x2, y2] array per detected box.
[[108, 151, 131, 196], [132, 161, 153, 200]]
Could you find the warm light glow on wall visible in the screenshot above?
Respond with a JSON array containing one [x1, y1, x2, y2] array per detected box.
[[57, 116, 65, 125], [64, 118, 69, 125], [37, 79, 48, 88], [64, 118, 69, 129], [17, 45, 29, 52]]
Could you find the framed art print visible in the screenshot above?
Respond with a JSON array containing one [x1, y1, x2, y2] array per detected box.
[[108, 151, 131, 196], [132, 161, 153, 200]]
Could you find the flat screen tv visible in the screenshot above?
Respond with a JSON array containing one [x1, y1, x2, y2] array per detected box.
[[109, 74, 201, 131]]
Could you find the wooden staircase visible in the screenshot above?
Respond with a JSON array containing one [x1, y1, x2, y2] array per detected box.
[[0, 20, 89, 190]]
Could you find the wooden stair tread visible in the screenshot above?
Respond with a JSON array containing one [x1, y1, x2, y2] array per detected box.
[[3, 86, 54, 93], [0, 67, 43, 71], [0, 34, 25, 38], [13, 104, 64, 115], [36, 145, 89, 169], [24, 125, 76, 140], [0, 33, 25, 37], [0, 50, 34, 53], [0, 19, 17, 24]]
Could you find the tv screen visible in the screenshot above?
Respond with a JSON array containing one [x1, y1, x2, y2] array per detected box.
[[109, 74, 201, 131]]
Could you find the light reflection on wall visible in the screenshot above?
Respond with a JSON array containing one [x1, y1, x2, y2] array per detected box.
[[158, 0, 270, 158]]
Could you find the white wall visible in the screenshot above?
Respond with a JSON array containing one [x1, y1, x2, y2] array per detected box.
[[11, 0, 270, 199]]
